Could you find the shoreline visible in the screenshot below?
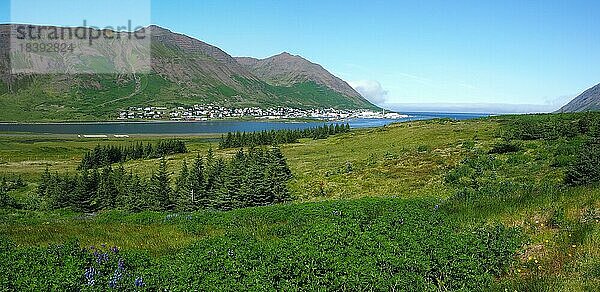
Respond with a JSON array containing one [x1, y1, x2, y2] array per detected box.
[[0, 117, 408, 126], [0, 119, 323, 126]]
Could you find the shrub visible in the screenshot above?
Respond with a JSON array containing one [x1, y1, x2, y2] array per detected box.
[[462, 140, 476, 150], [417, 145, 430, 153], [565, 140, 600, 186], [0, 188, 13, 209], [502, 112, 600, 141], [488, 140, 521, 154], [445, 154, 501, 188]]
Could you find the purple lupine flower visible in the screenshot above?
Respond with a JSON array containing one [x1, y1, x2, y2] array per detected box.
[[434, 204, 440, 210], [134, 277, 145, 287], [111, 246, 119, 254], [165, 213, 179, 221], [96, 252, 109, 264], [109, 268, 123, 289], [118, 259, 125, 270], [84, 267, 97, 286], [94, 251, 101, 264], [109, 279, 117, 289]]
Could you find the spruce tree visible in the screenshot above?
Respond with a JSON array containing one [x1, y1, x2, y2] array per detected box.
[[113, 164, 129, 210], [150, 157, 172, 211], [126, 174, 147, 212], [267, 147, 293, 203], [88, 168, 100, 211], [204, 148, 218, 204], [74, 169, 94, 212], [50, 173, 74, 210], [242, 148, 271, 206], [175, 160, 192, 211], [216, 149, 244, 210], [206, 157, 226, 208], [97, 166, 116, 210], [189, 154, 206, 210]]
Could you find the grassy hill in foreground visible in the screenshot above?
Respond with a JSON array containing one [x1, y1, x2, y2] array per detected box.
[[1, 114, 600, 290]]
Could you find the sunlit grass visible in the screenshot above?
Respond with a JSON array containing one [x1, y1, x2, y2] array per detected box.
[[1, 116, 599, 290]]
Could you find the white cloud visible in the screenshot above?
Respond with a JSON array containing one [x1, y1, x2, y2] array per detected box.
[[543, 95, 575, 107], [384, 103, 558, 114], [349, 80, 389, 104]]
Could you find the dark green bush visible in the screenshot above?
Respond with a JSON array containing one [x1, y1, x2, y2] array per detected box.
[[445, 154, 501, 188], [0, 188, 13, 209], [489, 141, 522, 154], [501, 112, 600, 141], [417, 145, 430, 153], [565, 140, 600, 186]]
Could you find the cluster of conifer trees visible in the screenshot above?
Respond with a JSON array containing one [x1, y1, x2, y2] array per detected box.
[[79, 139, 187, 170], [219, 123, 351, 149], [38, 147, 292, 212]]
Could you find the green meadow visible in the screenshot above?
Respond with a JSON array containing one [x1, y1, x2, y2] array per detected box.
[[1, 114, 599, 290]]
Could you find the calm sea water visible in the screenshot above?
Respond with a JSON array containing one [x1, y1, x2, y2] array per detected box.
[[0, 112, 489, 135]]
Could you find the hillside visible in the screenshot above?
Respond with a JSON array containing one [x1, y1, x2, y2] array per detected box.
[[0, 25, 376, 122], [1, 114, 600, 290], [235, 52, 364, 102], [557, 83, 600, 112]]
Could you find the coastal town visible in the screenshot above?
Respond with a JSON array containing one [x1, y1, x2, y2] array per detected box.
[[118, 105, 407, 121]]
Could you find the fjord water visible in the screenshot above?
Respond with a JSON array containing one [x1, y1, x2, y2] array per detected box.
[[0, 112, 489, 135]]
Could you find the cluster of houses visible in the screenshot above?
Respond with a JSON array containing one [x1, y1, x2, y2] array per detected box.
[[118, 105, 407, 121], [119, 107, 169, 120]]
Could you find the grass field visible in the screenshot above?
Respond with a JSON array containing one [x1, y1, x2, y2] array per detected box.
[[1, 114, 599, 290]]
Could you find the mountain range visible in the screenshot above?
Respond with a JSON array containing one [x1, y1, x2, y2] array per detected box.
[[557, 83, 600, 113], [0, 24, 376, 121]]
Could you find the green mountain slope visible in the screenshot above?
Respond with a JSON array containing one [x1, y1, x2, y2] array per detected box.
[[0, 25, 377, 122]]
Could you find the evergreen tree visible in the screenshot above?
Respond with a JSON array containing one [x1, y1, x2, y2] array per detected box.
[[144, 143, 154, 158], [150, 157, 172, 211], [48, 173, 75, 210], [88, 168, 100, 211], [113, 164, 129, 210], [204, 148, 217, 205], [73, 169, 94, 212], [126, 174, 147, 212], [175, 160, 193, 211], [242, 148, 271, 206], [267, 147, 293, 203], [189, 154, 206, 210], [216, 149, 244, 210], [97, 166, 116, 210], [206, 157, 225, 209]]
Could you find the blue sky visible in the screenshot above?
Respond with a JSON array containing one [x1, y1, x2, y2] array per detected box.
[[2, 0, 600, 111]]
